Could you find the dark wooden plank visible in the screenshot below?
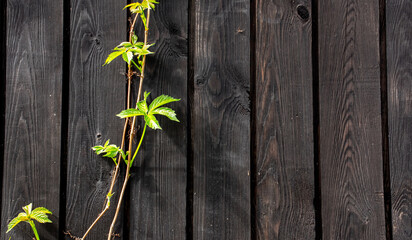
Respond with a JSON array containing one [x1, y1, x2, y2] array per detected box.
[[254, 0, 315, 239], [0, 0, 63, 239], [386, 0, 412, 238], [0, 0, 6, 230], [318, 0, 386, 239], [128, 1, 188, 239], [64, 0, 126, 238], [192, 1, 251, 239]]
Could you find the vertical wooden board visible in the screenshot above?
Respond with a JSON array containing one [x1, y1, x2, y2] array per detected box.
[[0, 0, 6, 218], [386, 0, 412, 238], [0, 0, 63, 239], [318, 0, 386, 239], [64, 0, 126, 238], [128, 1, 188, 239], [255, 0, 315, 239], [192, 0, 251, 239]]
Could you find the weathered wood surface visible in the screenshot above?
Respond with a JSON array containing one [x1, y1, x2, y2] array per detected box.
[[255, 0, 316, 239], [1, 0, 412, 239], [64, 0, 126, 239], [0, 0, 6, 230], [0, 0, 63, 239], [318, 0, 386, 239], [192, 0, 251, 239], [128, 0, 188, 239], [387, 0, 412, 239]]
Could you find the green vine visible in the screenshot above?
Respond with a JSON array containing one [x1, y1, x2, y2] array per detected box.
[[85, 0, 180, 239], [6, 1, 179, 240], [7, 203, 52, 240]]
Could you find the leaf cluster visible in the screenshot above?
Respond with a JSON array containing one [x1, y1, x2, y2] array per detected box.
[[92, 140, 128, 165], [104, 35, 154, 73], [117, 92, 180, 130], [7, 203, 52, 233], [104, 0, 159, 72], [124, 0, 159, 29]]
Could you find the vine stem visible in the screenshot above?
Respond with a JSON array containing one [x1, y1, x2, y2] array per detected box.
[[29, 220, 40, 240], [80, 8, 141, 240], [107, 8, 151, 240]]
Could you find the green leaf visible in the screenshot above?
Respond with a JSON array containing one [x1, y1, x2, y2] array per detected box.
[[7, 213, 28, 233], [105, 150, 116, 157], [31, 214, 52, 224], [104, 50, 125, 65], [122, 52, 129, 64], [122, 51, 134, 64], [151, 107, 180, 122], [103, 145, 119, 159], [92, 141, 122, 165], [116, 42, 132, 48], [142, 0, 159, 9], [137, 100, 148, 113], [129, 47, 153, 56], [127, 52, 133, 63], [132, 34, 138, 44], [144, 114, 162, 130], [31, 207, 52, 215], [117, 109, 145, 118], [148, 95, 180, 112], [140, 11, 148, 29], [92, 145, 105, 155], [144, 91, 150, 100], [23, 203, 32, 215], [133, 42, 145, 48], [123, 2, 141, 10], [30, 211, 52, 224]]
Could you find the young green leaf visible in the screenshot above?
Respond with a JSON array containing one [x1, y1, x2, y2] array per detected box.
[[123, 2, 141, 11], [92, 145, 105, 155], [116, 42, 133, 48], [132, 34, 138, 44], [148, 95, 180, 112], [31, 207, 52, 215], [117, 108, 145, 118], [122, 51, 134, 65], [7, 213, 28, 233], [23, 203, 32, 215], [104, 50, 125, 65], [30, 212, 52, 224], [144, 114, 162, 130], [137, 100, 149, 113], [140, 11, 148, 29], [129, 46, 153, 56], [122, 52, 129, 64], [7, 204, 52, 236], [151, 107, 180, 122], [92, 140, 123, 165], [142, 0, 159, 9]]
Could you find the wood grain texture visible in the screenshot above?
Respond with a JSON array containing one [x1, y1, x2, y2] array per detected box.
[[319, 0, 386, 239], [192, 0, 251, 239], [64, 0, 125, 238], [128, 1, 188, 239], [0, 0, 6, 225], [0, 0, 63, 239], [386, 0, 412, 238], [255, 0, 315, 239]]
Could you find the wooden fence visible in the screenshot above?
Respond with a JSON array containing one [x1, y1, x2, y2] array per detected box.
[[0, 0, 411, 239]]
